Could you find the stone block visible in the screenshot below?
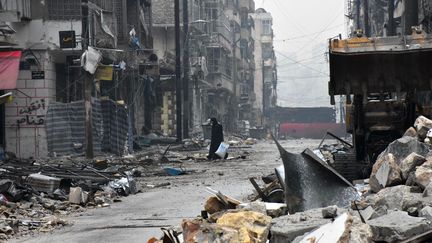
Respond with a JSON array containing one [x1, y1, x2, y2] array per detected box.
[[368, 211, 431, 242]]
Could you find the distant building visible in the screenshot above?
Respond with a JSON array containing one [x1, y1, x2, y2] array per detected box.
[[152, 0, 267, 135], [250, 8, 277, 127]]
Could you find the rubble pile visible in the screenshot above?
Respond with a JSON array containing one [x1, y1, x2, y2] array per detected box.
[[0, 133, 258, 240], [268, 116, 432, 242], [148, 116, 432, 243], [0, 155, 142, 240]]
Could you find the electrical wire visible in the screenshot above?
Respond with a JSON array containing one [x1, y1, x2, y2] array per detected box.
[[272, 0, 309, 35], [273, 23, 344, 42], [275, 50, 329, 76], [294, 7, 344, 56]]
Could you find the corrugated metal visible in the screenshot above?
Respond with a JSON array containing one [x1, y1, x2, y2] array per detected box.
[[46, 99, 129, 156]]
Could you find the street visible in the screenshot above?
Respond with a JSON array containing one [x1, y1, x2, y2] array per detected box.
[[12, 139, 320, 243]]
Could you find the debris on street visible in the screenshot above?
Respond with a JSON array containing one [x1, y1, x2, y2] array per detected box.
[[0, 154, 144, 240], [146, 116, 432, 243]]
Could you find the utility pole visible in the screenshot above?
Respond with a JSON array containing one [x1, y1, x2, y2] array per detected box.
[[175, 0, 182, 141], [182, 0, 190, 138], [82, 0, 94, 159]]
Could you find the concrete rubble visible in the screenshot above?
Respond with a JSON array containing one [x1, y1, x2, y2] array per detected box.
[[145, 116, 432, 243], [0, 153, 143, 240], [368, 211, 430, 242], [0, 133, 262, 241]]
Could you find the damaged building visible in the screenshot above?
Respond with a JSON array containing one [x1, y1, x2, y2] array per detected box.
[[0, 0, 277, 159], [0, 0, 157, 158], [250, 8, 277, 130], [152, 0, 277, 136]]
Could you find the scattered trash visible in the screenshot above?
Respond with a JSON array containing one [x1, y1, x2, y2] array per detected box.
[[163, 167, 185, 176], [27, 174, 61, 193], [108, 175, 137, 196]]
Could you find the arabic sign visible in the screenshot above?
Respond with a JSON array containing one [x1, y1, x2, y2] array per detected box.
[[59, 31, 76, 49], [31, 71, 45, 80], [17, 99, 46, 126]]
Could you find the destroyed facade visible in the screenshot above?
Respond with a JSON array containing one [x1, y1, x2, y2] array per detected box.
[[0, 0, 278, 159]]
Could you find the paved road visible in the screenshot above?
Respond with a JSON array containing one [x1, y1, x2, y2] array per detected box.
[[13, 139, 319, 243]]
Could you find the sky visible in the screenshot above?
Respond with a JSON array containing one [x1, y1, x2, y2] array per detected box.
[[255, 0, 346, 107]]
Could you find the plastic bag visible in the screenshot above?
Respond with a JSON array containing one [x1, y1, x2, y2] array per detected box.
[[215, 142, 229, 159]]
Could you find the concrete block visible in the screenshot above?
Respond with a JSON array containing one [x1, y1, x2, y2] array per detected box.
[[26, 79, 45, 88], [18, 70, 32, 80], [419, 206, 432, 221], [270, 207, 343, 242], [5, 135, 18, 154], [5, 107, 17, 116], [9, 96, 28, 106], [400, 153, 427, 180], [415, 160, 432, 189], [423, 182, 432, 197], [369, 153, 402, 192], [15, 89, 36, 98], [415, 116, 432, 140], [45, 79, 56, 89], [69, 187, 83, 204], [368, 211, 431, 242], [322, 205, 338, 218], [16, 79, 26, 89], [44, 70, 56, 80], [35, 88, 52, 98]]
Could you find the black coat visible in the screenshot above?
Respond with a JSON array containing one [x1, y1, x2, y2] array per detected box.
[[208, 123, 224, 159]]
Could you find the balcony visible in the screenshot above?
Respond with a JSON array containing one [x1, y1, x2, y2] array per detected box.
[[207, 32, 232, 51], [261, 34, 273, 43], [0, 0, 32, 22], [263, 58, 274, 67], [214, 74, 234, 93]]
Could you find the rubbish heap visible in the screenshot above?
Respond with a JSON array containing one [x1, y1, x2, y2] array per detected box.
[[0, 132, 258, 241], [0, 155, 141, 240], [149, 116, 432, 243]]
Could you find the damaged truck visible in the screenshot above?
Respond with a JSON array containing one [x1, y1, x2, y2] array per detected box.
[[325, 0, 432, 180], [328, 28, 432, 179]]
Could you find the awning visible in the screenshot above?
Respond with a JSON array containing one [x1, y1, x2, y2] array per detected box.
[[0, 51, 22, 90]]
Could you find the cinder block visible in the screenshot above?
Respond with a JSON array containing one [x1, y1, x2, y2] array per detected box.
[[35, 88, 55, 98], [16, 79, 26, 89], [44, 70, 56, 80], [5, 136, 18, 154], [45, 79, 56, 89], [15, 89, 36, 97], [26, 79, 45, 88], [18, 70, 31, 80], [5, 107, 17, 116], [9, 97, 28, 106]]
